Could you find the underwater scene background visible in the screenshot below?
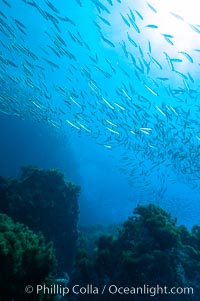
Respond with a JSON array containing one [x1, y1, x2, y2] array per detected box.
[[1, 0, 200, 300]]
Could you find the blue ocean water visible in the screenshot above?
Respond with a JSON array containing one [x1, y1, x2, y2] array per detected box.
[[0, 0, 200, 227]]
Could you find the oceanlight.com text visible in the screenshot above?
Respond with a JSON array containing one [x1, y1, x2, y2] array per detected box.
[[25, 283, 194, 297]]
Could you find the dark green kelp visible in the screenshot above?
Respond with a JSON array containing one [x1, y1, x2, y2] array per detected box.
[[71, 204, 200, 300], [0, 213, 56, 301], [0, 166, 80, 273]]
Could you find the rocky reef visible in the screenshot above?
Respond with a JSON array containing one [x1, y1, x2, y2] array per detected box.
[[1, 167, 200, 301], [72, 204, 200, 300], [0, 166, 80, 274], [0, 213, 56, 301]]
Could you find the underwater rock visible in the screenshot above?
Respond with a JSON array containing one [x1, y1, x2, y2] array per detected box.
[[0, 213, 56, 301], [0, 166, 80, 274], [71, 204, 200, 300]]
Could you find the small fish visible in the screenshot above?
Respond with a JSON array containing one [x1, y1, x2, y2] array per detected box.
[[127, 32, 137, 47], [118, 65, 130, 77], [161, 33, 174, 45], [129, 53, 136, 65], [32, 101, 46, 111], [120, 13, 130, 27], [174, 70, 188, 80], [144, 84, 158, 96], [157, 77, 169, 81], [128, 8, 135, 22], [169, 105, 178, 116], [100, 35, 115, 48], [0, 17, 15, 37], [83, 41, 91, 51], [92, 0, 110, 14], [33, 2, 49, 20], [67, 31, 83, 46], [183, 79, 189, 92], [45, 0, 60, 14], [148, 54, 162, 70], [103, 145, 112, 149], [42, 58, 60, 69], [187, 72, 194, 83], [121, 88, 131, 100], [138, 46, 144, 58], [106, 127, 120, 135], [105, 58, 116, 73], [58, 30, 68, 44], [146, 2, 157, 13], [146, 24, 158, 28], [155, 105, 166, 117], [105, 119, 118, 127], [179, 51, 193, 63], [113, 102, 125, 110], [88, 53, 98, 63], [2, 0, 11, 8], [164, 52, 174, 71], [170, 12, 184, 21], [162, 33, 174, 38], [0, 10, 7, 19], [48, 119, 61, 129], [170, 58, 182, 63], [98, 15, 111, 26], [148, 144, 158, 149], [134, 9, 143, 20], [93, 20, 101, 30], [140, 129, 150, 135], [140, 127, 152, 131], [129, 82, 135, 95], [148, 40, 152, 53], [164, 36, 174, 45], [129, 18, 140, 33], [188, 23, 200, 34], [57, 15, 76, 26], [102, 96, 114, 110], [66, 120, 80, 130], [14, 18, 27, 29], [70, 96, 81, 108], [77, 122, 91, 133]]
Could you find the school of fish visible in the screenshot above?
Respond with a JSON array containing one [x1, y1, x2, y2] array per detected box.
[[1, 0, 200, 200]]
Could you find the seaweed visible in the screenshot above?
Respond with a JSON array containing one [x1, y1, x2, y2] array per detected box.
[[71, 204, 200, 300], [0, 166, 80, 274], [0, 213, 56, 301]]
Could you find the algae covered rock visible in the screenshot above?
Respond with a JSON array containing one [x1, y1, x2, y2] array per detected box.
[[0, 166, 80, 273], [71, 204, 200, 300], [0, 213, 56, 301]]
